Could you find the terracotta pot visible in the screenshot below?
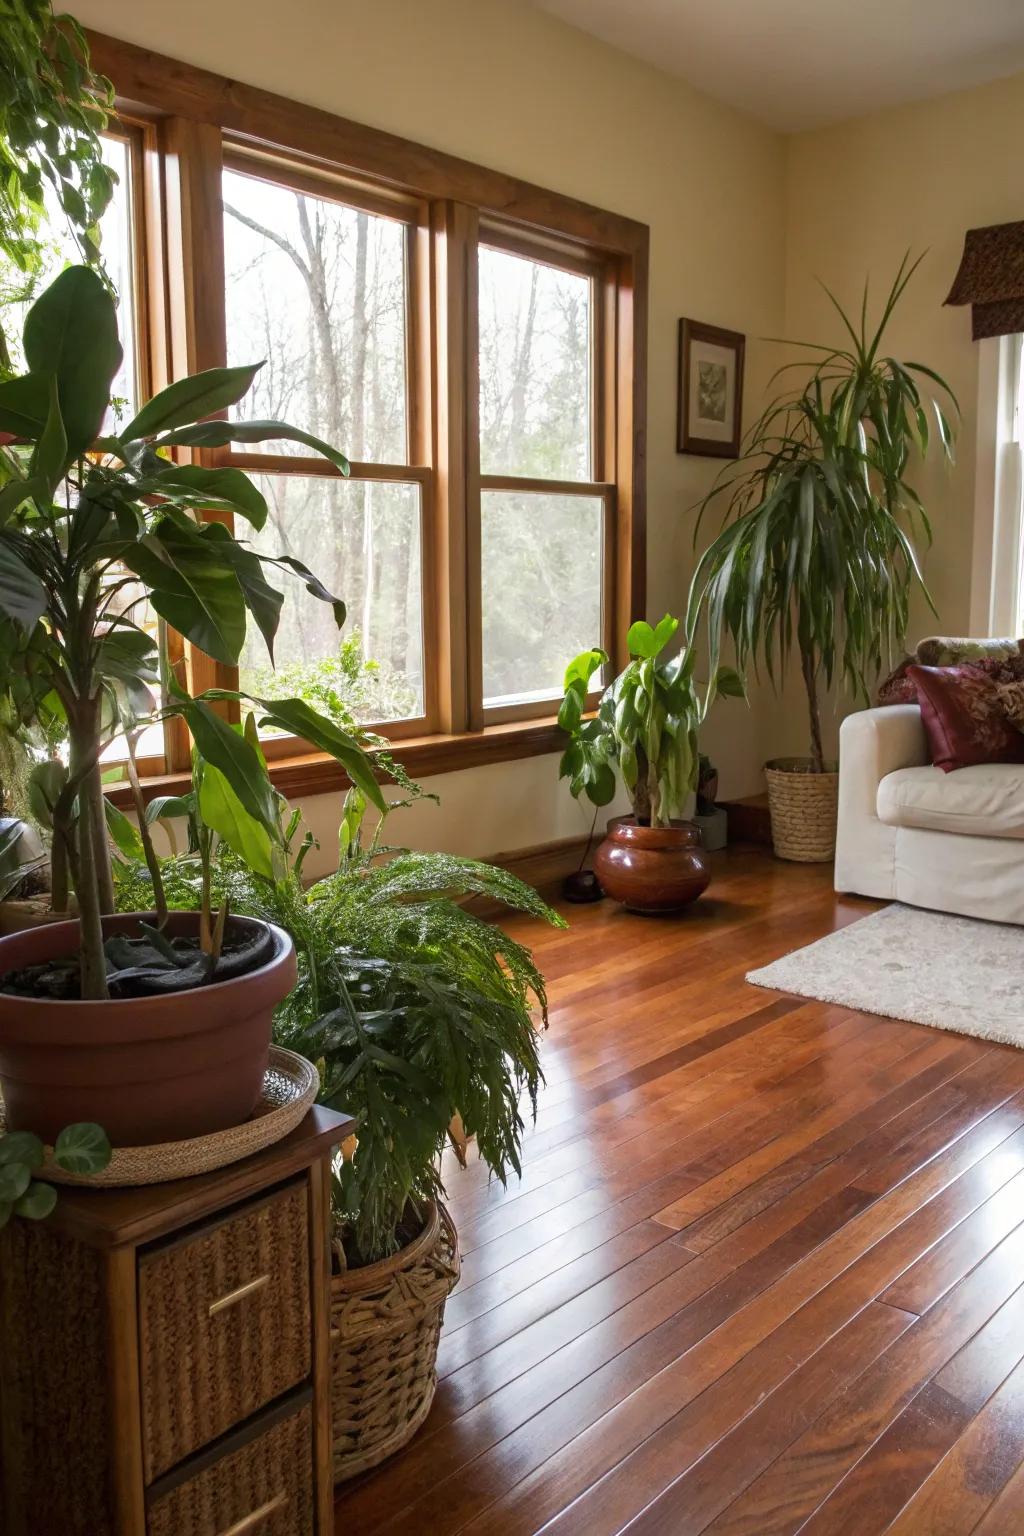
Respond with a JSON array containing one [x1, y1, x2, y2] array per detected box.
[[593, 816, 711, 913], [0, 911, 296, 1146]]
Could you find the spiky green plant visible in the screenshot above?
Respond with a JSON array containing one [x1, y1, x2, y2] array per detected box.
[[687, 254, 958, 772]]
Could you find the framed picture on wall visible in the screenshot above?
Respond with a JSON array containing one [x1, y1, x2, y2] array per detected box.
[[677, 318, 745, 457]]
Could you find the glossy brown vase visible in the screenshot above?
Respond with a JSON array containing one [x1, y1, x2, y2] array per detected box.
[[593, 816, 711, 913], [0, 911, 296, 1145]]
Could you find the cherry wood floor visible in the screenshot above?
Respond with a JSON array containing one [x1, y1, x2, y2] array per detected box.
[[334, 848, 1024, 1535]]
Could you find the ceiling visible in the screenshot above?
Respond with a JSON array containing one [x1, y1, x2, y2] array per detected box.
[[526, 0, 1024, 132]]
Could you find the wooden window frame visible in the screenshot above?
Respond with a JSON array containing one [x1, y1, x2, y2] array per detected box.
[[89, 30, 648, 807]]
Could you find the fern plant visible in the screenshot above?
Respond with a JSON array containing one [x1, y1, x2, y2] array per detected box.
[[115, 751, 561, 1266]]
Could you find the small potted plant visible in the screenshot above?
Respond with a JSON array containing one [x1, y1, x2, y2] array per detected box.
[[558, 614, 743, 912], [687, 257, 957, 862], [0, 264, 360, 1145], [112, 715, 561, 1480], [693, 753, 727, 851]]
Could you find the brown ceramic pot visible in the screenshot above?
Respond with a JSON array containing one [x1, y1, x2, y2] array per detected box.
[[593, 816, 711, 913], [0, 911, 296, 1146]]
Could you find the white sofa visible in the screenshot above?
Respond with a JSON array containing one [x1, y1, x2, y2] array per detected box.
[[835, 703, 1024, 924]]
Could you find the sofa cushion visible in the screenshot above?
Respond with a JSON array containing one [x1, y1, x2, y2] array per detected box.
[[877, 763, 1024, 839], [908, 664, 1024, 772]]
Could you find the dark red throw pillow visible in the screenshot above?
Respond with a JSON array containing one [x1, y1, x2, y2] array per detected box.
[[908, 664, 1024, 772]]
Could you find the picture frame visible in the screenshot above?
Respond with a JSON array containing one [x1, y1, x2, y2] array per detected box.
[[677, 318, 745, 458]]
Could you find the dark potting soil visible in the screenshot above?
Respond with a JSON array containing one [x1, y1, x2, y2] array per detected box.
[[0, 922, 276, 1001]]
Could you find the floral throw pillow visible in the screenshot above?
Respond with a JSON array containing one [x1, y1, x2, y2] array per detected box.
[[997, 680, 1024, 733], [908, 664, 1024, 772]]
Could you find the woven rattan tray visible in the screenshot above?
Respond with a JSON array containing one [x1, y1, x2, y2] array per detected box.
[[0, 1047, 320, 1187]]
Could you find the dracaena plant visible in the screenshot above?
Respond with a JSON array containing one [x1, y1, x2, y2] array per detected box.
[[0, 263, 359, 999], [686, 254, 958, 773], [558, 614, 744, 828]]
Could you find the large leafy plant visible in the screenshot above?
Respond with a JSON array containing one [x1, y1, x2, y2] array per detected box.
[[0, 264, 359, 997], [114, 730, 560, 1267], [1, 1, 115, 370], [558, 614, 743, 828], [687, 255, 957, 773]]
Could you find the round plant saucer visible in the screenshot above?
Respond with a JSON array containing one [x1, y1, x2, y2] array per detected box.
[[0, 1047, 320, 1188]]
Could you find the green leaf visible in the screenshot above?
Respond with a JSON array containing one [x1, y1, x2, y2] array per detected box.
[[0, 1131, 44, 1171], [626, 620, 658, 658], [563, 648, 607, 691], [269, 554, 346, 629], [103, 797, 146, 862], [145, 794, 195, 823], [651, 614, 680, 654], [177, 697, 281, 838], [124, 520, 247, 665], [154, 419, 350, 474], [713, 666, 747, 699], [52, 1122, 112, 1175], [14, 1181, 58, 1221], [27, 760, 67, 829], [0, 539, 46, 631], [0, 374, 49, 439], [0, 1161, 31, 1202], [140, 464, 269, 530], [198, 522, 283, 659], [198, 760, 276, 878], [22, 266, 122, 458], [120, 363, 262, 442], [249, 695, 387, 814]]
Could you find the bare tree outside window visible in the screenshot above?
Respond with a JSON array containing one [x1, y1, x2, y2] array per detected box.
[[223, 169, 421, 724]]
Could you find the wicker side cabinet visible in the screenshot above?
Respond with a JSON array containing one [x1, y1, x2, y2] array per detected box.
[[0, 1104, 353, 1536]]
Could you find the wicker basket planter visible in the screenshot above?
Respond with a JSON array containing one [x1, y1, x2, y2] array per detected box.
[[330, 1201, 460, 1482], [764, 758, 839, 863]]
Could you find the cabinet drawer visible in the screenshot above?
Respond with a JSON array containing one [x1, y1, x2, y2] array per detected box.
[[147, 1395, 314, 1536], [139, 1182, 311, 1481]]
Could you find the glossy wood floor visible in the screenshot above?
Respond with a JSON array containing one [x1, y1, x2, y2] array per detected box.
[[335, 848, 1024, 1535]]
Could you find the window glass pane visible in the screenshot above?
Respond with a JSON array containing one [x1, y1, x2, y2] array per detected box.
[[223, 170, 408, 465], [3, 136, 139, 424], [478, 245, 592, 480], [238, 475, 423, 724], [482, 489, 602, 707]]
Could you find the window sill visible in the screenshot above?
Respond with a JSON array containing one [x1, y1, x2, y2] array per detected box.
[[105, 715, 568, 809]]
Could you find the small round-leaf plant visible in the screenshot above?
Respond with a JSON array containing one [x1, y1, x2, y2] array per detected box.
[[0, 1120, 111, 1227], [558, 614, 744, 828]]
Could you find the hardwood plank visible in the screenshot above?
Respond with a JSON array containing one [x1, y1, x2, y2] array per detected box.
[[705, 1234, 1024, 1536], [549, 1301, 917, 1536], [333, 853, 1024, 1536], [798, 1276, 1024, 1533], [885, 1352, 1024, 1535]]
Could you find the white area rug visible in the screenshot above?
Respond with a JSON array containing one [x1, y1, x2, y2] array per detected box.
[[747, 903, 1024, 1047]]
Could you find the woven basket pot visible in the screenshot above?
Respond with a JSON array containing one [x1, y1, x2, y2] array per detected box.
[[764, 758, 839, 863], [330, 1201, 460, 1482]]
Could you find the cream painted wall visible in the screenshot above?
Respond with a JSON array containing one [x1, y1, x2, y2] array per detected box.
[[773, 70, 1024, 763], [75, 0, 786, 855]]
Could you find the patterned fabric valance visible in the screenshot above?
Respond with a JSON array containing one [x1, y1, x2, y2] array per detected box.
[[945, 221, 1024, 339]]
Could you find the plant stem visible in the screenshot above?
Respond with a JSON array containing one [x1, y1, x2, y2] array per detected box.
[[125, 733, 167, 926], [69, 719, 108, 1000], [83, 759, 115, 913], [50, 826, 69, 914], [800, 646, 825, 774]]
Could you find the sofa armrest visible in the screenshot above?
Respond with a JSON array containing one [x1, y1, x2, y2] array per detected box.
[[835, 705, 929, 897], [840, 704, 929, 794]]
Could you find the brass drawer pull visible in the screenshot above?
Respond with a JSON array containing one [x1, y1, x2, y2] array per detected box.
[[208, 1273, 270, 1317], [217, 1493, 287, 1535]]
